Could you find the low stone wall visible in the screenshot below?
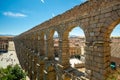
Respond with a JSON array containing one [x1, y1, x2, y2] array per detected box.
[[75, 63, 85, 68]]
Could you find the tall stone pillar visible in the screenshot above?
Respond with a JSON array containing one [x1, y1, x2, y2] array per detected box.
[[27, 49, 30, 77], [28, 53, 33, 80], [36, 58, 45, 80], [30, 37, 33, 50], [46, 34, 54, 59], [37, 35, 41, 55], [31, 55, 35, 80], [47, 70, 56, 80], [25, 50, 29, 72], [22, 49, 26, 70], [40, 61, 45, 80], [63, 75, 71, 80], [85, 41, 111, 80], [55, 32, 70, 80], [32, 54, 38, 80], [44, 62, 56, 80], [39, 35, 45, 56], [59, 39, 70, 67]]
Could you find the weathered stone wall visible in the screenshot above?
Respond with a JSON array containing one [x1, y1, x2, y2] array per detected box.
[[14, 0, 120, 80]]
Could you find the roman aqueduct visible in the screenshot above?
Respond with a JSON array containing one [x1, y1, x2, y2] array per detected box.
[[14, 0, 120, 80]]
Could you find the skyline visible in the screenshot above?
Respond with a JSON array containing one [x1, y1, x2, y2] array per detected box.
[[0, 0, 119, 36]]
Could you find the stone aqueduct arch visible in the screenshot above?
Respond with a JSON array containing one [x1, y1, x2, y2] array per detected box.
[[14, 0, 120, 80]]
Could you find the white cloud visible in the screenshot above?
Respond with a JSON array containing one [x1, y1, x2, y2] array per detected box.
[[52, 13, 55, 17], [41, 0, 44, 3], [3, 11, 27, 17]]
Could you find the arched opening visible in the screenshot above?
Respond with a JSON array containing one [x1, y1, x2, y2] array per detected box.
[[59, 25, 86, 79], [110, 23, 120, 70], [45, 30, 59, 80], [53, 31, 59, 61], [46, 30, 60, 60], [68, 26, 85, 72], [52, 31, 60, 80], [104, 19, 120, 79]]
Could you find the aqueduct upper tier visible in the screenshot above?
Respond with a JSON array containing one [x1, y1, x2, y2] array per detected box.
[[14, 0, 120, 80]]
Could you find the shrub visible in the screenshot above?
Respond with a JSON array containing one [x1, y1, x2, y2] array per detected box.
[[0, 64, 26, 80]]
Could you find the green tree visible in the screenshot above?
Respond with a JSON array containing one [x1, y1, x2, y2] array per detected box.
[[0, 64, 26, 80]]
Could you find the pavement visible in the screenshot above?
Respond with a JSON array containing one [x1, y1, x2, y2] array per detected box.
[[0, 41, 19, 68], [0, 51, 20, 68], [0, 41, 30, 80]]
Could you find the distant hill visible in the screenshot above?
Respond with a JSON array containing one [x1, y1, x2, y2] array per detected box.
[[0, 34, 15, 37], [69, 35, 78, 38], [53, 35, 84, 38]]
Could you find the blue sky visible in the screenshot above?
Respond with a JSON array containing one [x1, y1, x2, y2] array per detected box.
[[0, 0, 119, 36], [0, 0, 86, 35], [111, 24, 120, 36]]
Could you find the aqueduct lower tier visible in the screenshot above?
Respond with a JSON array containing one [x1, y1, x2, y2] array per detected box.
[[14, 0, 120, 80]]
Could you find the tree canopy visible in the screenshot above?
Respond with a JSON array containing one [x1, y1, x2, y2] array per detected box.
[[0, 64, 26, 80]]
